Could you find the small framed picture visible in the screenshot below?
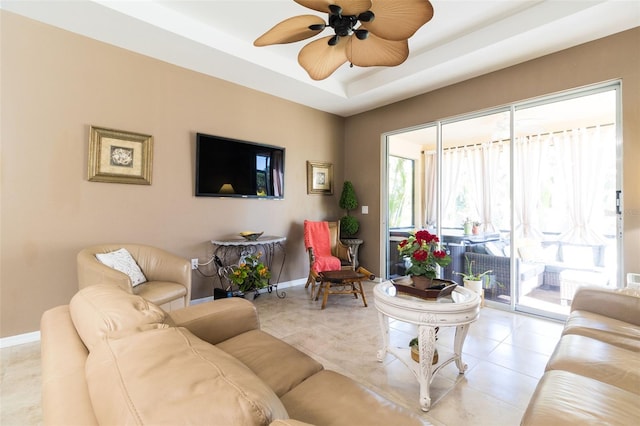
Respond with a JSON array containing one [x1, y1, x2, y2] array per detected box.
[[307, 161, 333, 195], [88, 126, 153, 185]]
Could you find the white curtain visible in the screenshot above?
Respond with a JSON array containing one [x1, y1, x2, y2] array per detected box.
[[514, 135, 547, 239], [441, 148, 465, 225], [557, 126, 610, 245], [422, 151, 437, 227], [467, 145, 484, 224], [482, 141, 507, 233]]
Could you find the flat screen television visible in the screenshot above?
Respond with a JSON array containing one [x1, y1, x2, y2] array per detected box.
[[195, 133, 285, 199]]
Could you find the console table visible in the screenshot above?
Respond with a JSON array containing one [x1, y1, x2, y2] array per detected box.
[[211, 235, 286, 298], [373, 280, 480, 411]]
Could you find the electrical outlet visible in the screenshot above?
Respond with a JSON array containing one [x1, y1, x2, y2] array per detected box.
[[191, 258, 198, 270]]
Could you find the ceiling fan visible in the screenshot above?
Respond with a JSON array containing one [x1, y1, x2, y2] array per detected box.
[[254, 0, 434, 80]]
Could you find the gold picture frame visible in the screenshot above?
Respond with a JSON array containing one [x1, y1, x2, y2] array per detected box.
[[307, 161, 333, 195], [88, 126, 153, 185]]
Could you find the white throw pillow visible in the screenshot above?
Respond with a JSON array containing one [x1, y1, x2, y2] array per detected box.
[[96, 248, 147, 286]]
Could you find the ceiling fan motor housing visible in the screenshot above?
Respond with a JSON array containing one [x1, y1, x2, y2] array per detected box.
[[327, 7, 374, 44], [329, 14, 358, 37]]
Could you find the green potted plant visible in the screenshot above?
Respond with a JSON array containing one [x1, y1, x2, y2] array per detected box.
[[229, 252, 271, 293], [454, 255, 492, 301], [472, 221, 481, 235], [339, 181, 359, 237], [408, 327, 439, 364]]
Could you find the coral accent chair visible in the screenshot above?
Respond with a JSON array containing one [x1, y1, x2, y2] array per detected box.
[[77, 244, 191, 311], [304, 220, 354, 292]]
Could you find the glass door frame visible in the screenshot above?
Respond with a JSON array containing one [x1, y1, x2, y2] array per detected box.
[[381, 80, 623, 319]]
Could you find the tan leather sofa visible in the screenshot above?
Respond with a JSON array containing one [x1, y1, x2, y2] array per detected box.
[[41, 284, 427, 426], [521, 287, 640, 425], [77, 243, 191, 311]]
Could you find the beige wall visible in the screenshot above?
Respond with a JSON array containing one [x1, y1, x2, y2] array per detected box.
[[2, 11, 638, 339], [345, 28, 640, 281], [0, 12, 345, 337]]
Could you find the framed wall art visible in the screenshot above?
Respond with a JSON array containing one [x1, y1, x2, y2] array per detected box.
[[307, 161, 333, 195], [88, 126, 153, 185]]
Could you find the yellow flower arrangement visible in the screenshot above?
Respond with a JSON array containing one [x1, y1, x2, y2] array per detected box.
[[230, 252, 271, 292]]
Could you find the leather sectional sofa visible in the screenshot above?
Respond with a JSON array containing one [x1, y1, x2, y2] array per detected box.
[[41, 284, 428, 426], [521, 286, 640, 424]]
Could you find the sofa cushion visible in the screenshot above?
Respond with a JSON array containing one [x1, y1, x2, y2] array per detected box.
[[69, 284, 167, 351], [217, 329, 323, 397], [546, 334, 640, 395], [86, 326, 289, 426], [281, 370, 427, 426], [563, 310, 640, 351], [133, 280, 187, 306], [521, 370, 640, 425], [95, 248, 147, 286]]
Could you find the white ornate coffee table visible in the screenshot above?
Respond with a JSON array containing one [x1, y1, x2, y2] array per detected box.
[[373, 280, 481, 411]]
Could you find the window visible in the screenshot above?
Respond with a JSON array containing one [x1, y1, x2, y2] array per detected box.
[[388, 156, 415, 228]]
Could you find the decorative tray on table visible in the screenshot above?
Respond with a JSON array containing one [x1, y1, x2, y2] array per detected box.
[[392, 277, 458, 300]]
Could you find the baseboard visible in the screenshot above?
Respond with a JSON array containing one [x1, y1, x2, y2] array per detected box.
[[191, 278, 306, 305], [0, 331, 41, 349], [1, 280, 309, 347]]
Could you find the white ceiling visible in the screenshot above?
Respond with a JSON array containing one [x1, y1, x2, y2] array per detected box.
[[2, 1, 639, 117]]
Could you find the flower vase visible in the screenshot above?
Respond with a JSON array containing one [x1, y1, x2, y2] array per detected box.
[[463, 221, 472, 235], [411, 275, 433, 290]]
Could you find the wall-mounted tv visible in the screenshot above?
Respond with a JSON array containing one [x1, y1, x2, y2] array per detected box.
[[195, 133, 285, 199]]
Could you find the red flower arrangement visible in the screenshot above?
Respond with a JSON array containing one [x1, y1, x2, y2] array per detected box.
[[397, 230, 451, 278]]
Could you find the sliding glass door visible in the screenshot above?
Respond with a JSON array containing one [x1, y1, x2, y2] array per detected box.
[[383, 83, 621, 319], [440, 111, 512, 301], [513, 88, 619, 317], [386, 126, 437, 279]]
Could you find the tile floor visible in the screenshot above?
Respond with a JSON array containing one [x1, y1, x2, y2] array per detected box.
[[0, 281, 564, 426]]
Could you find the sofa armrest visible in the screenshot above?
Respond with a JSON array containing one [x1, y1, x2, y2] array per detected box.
[[77, 250, 133, 293], [41, 305, 99, 426], [167, 297, 260, 344], [571, 287, 640, 326]]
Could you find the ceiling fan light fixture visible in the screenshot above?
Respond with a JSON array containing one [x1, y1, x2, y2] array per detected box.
[[328, 4, 342, 15], [357, 11, 375, 23], [354, 29, 369, 40]]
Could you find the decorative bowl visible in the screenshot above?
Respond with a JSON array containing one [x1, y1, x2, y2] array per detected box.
[[239, 231, 263, 241]]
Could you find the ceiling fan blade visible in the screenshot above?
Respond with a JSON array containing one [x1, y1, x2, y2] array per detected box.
[[346, 33, 409, 67], [362, 0, 434, 41], [254, 15, 326, 46], [294, 0, 372, 16], [298, 36, 349, 80]]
